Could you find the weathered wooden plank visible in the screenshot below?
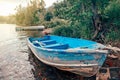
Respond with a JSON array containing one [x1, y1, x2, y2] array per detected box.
[[16, 26, 45, 31]]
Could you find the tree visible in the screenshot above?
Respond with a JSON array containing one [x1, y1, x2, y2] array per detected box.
[[91, 0, 109, 40], [53, 0, 112, 41], [53, 0, 94, 38], [15, 0, 45, 26]]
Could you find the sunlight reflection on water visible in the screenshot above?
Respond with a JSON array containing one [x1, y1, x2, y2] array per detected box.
[[0, 24, 42, 80]]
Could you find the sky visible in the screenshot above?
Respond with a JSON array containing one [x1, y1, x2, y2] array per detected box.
[[0, 0, 57, 16]]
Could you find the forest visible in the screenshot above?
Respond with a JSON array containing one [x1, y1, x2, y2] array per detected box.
[[1, 0, 120, 43]]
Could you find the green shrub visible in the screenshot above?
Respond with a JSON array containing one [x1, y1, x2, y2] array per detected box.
[[52, 22, 93, 39], [44, 12, 53, 21], [104, 0, 120, 42], [105, 0, 120, 28], [52, 26, 73, 37], [43, 18, 69, 28], [105, 29, 120, 42]]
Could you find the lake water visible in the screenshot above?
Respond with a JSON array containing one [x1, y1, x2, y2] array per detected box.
[[0, 24, 42, 80]]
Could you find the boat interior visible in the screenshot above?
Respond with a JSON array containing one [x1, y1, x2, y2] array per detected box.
[[31, 37, 69, 49], [29, 35, 99, 50]]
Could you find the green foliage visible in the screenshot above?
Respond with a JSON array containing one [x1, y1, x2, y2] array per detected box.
[[14, 0, 120, 42], [44, 12, 53, 21], [53, 26, 73, 37], [52, 0, 120, 42], [15, 0, 45, 26], [102, 0, 120, 42], [106, 29, 120, 41], [53, 22, 93, 39], [105, 0, 120, 27], [43, 18, 68, 28], [15, 5, 27, 25], [52, 0, 94, 39]]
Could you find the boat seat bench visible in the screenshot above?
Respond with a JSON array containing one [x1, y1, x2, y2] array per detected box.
[[41, 40, 56, 45], [44, 43, 69, 49], [33, 40, 69, 49]]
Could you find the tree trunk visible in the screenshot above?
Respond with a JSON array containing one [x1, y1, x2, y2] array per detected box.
[[91, 0, 102, 40]]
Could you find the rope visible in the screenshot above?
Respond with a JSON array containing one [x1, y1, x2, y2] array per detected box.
[[105, 45, 120, 52]]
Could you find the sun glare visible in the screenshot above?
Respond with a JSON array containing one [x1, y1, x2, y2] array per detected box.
[[0, 0, 58, 16], [0, 0, 29, 16], [0, 2, 17, 16]]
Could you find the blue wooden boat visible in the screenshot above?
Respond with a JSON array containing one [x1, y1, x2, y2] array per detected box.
[[27, 35, 109, 77]]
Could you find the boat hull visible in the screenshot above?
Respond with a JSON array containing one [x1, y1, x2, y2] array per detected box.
[[28, 43, 107, 77]]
